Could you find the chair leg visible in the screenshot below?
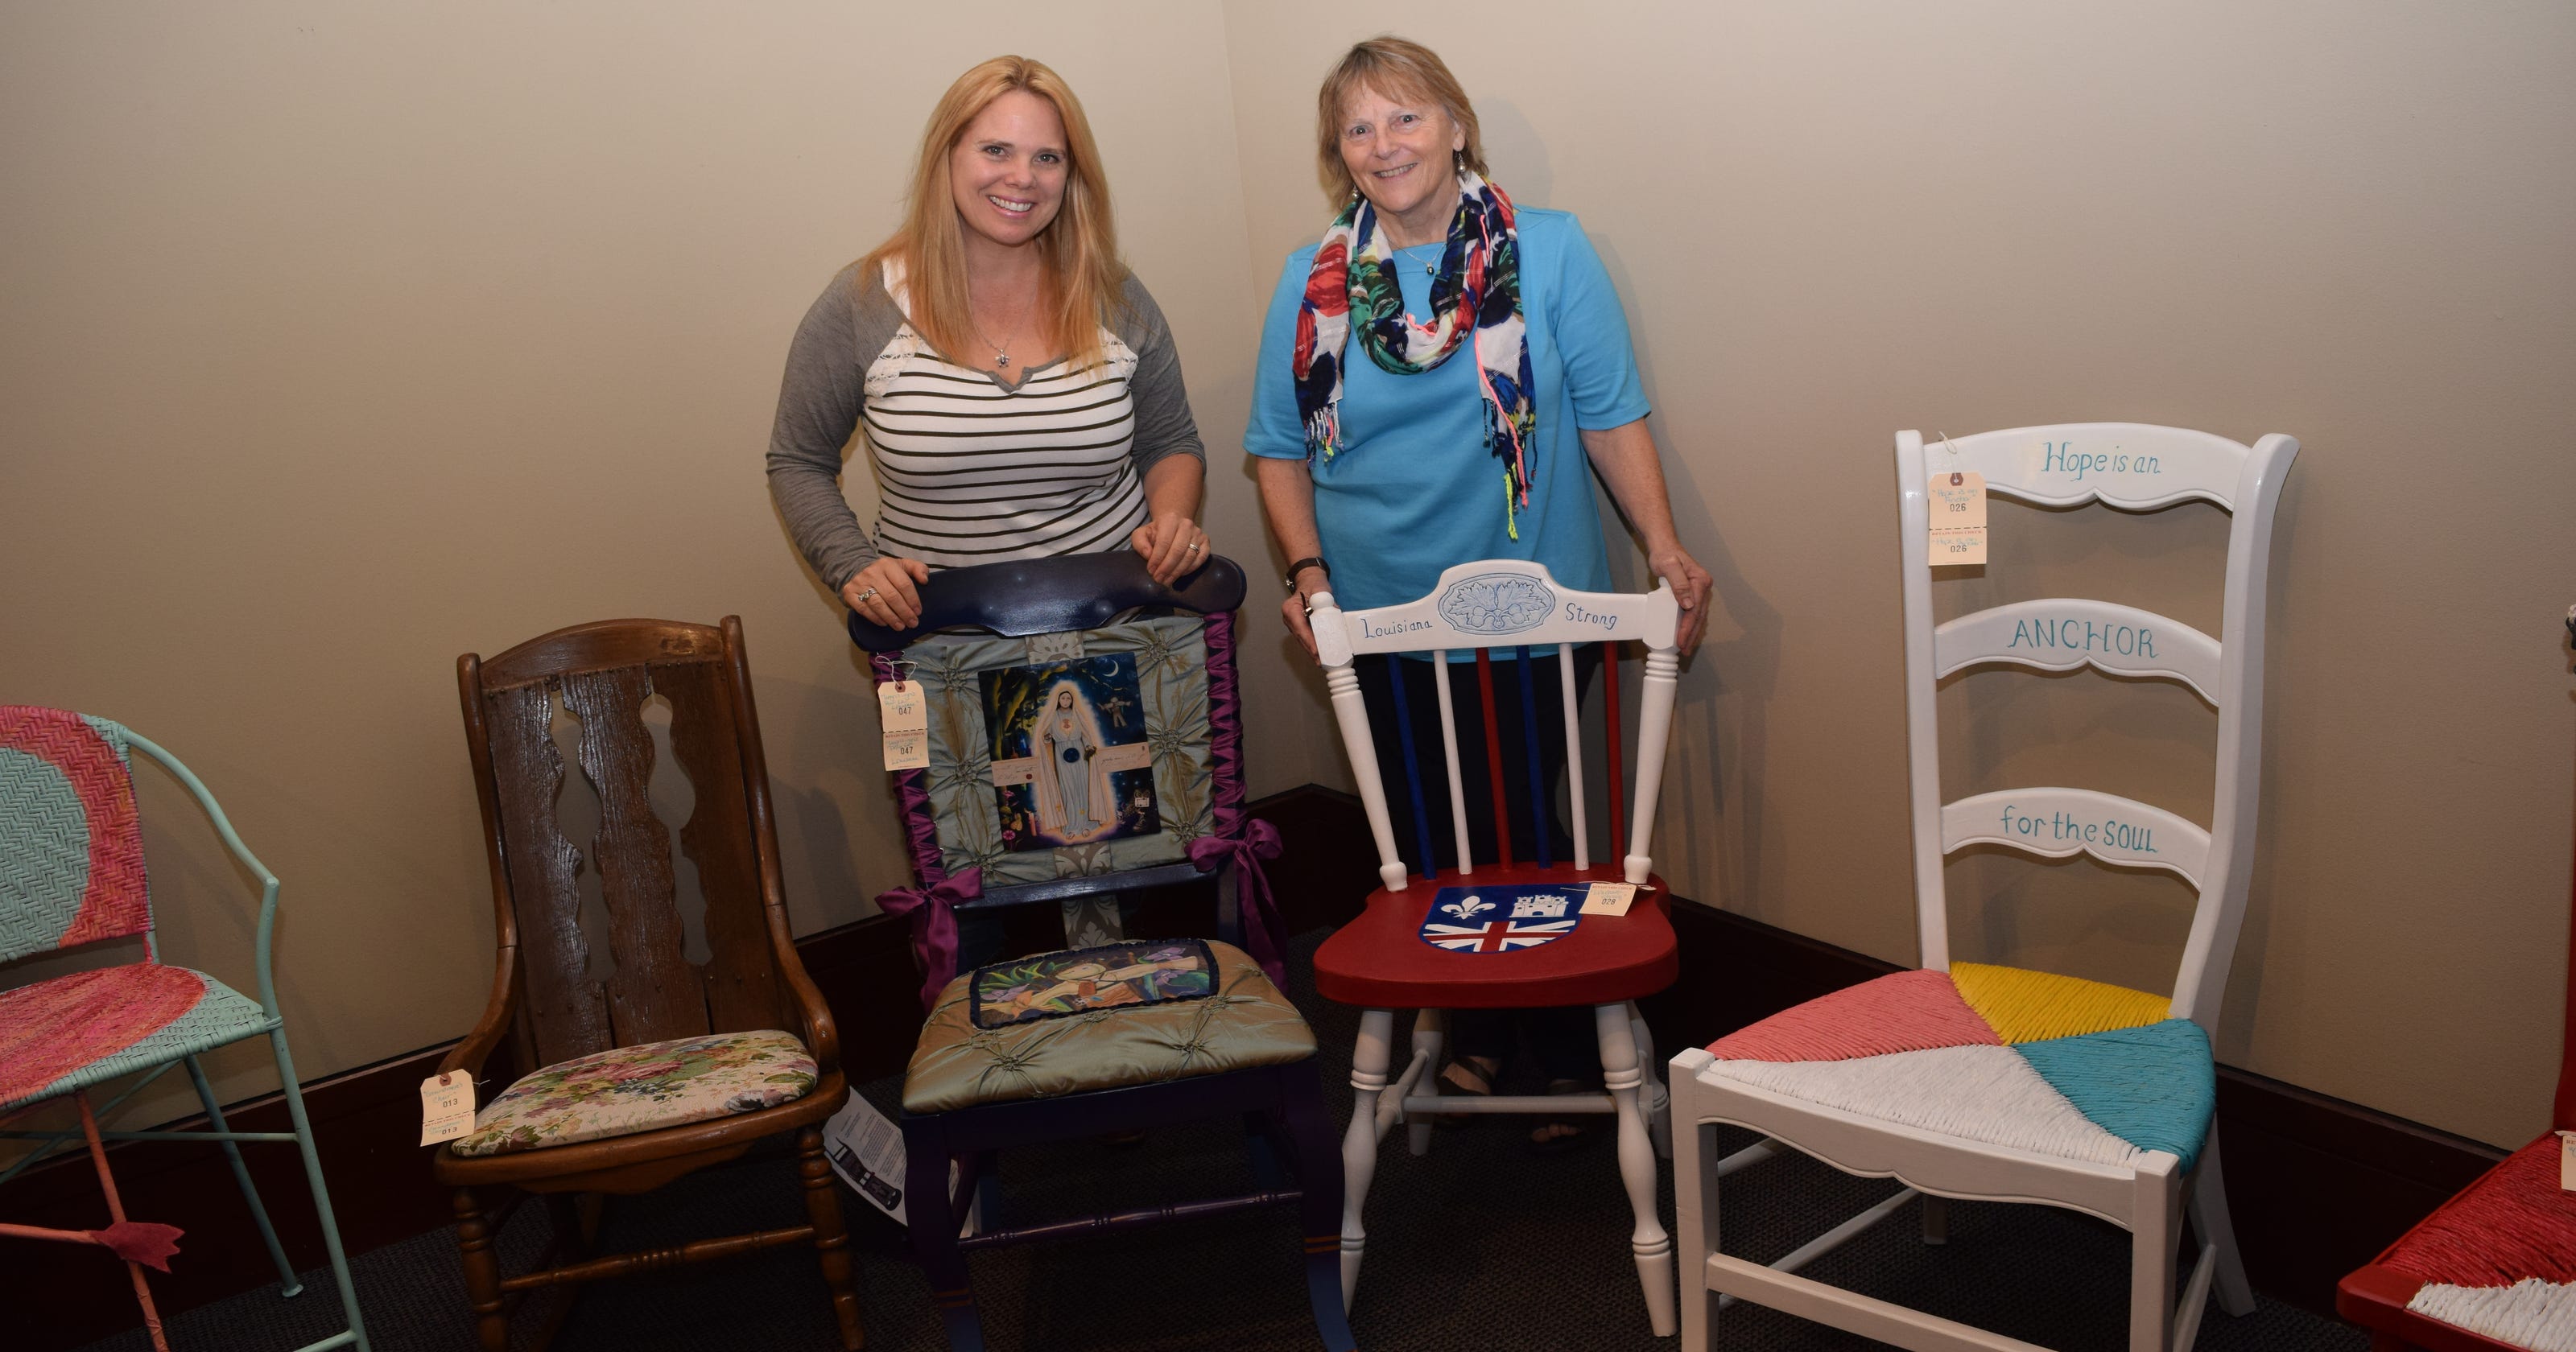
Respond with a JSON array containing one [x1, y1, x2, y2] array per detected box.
[[903, 1116, 985, 1352], [451, 1187, 509, 1352], [1674, 1115, 1720, 1352], [1406, 1008, 1443, 1157], [268, 1028, 373, 1351], [1597, 1003, 1677, 1337], [183, 1053, 300, 1296], [1280, 1065, 1360, 1352], [76, 1090, 171, 1352], [1339, 1008, 1394, 1312], [2190, 1132, 2256, 1317], [799, 1126, 866, 1350], [1626, 1002, 1672, 1160], [1243, 1110, 1286, 1189], [2130, 1160, 2185, 1352], [1921, 1193, 1950, 1245]]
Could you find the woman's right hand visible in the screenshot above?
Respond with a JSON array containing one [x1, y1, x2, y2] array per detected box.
[[842, 557, 933, 630], [1281, 592, 1319, 660]]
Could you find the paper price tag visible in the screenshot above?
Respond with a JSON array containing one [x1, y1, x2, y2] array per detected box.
[[1926, 470, 1988, 566], [879, 680, 929, 772], [420, 1072, 476, 1147], [1579, 881, 1639, 916], [2559, 1131, 2574, 1191]]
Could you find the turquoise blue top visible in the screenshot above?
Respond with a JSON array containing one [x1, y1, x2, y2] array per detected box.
[[1245, 208, 1651, 612]]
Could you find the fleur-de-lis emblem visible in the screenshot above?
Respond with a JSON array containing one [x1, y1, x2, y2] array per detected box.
[[1441, 894, 1495, 920]]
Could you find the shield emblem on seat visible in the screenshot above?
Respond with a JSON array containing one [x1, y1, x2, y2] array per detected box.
[[1418, 885, 1582, 953]]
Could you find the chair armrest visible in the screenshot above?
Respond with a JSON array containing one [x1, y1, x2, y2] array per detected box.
[[440, 943, 519, 1080], [769, 906, 842, 1077]]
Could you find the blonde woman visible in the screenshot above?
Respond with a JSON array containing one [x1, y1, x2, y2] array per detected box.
[[768, 56, 1212, 632]]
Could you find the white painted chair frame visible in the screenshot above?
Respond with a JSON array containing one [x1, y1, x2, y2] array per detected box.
[[1308, 559, 1686, 1333], [1669, 423, 2298, 1352]]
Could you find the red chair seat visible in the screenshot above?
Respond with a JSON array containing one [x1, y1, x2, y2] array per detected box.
[[1311, 863, 1676, 1009], [2340, 1134, 2576, 1352]]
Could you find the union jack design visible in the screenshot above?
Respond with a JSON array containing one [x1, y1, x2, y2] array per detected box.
[[1420, 917, 1579, 954]]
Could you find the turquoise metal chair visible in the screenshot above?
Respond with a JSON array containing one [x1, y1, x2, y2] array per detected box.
[[0, 707, 369, 1352]]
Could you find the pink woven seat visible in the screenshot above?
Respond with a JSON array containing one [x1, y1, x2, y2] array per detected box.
[[0, 962, 271, 1115]]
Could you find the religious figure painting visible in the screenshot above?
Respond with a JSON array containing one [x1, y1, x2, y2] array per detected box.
[[981, 653, 1161, 851]]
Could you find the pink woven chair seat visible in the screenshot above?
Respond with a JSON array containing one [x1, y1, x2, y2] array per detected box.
[[0, 963, 271, 1115]]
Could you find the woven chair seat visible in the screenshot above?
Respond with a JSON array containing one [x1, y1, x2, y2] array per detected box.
[[2355, 1137, 2576, 1352], [1693, 963, 2215, 1169], [902, 940, 1314, 1115], [0, 962, 272, 1115]]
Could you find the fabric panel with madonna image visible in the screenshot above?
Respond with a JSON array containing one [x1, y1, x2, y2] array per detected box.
[[904, 616, 1215, 887]]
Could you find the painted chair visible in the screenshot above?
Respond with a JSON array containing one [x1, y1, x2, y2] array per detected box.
[[850, 550, 1355, 1352], [440, 617, 862, 1351], [1302, 559, 1686, 1336], [1669, 423, 2298, 1352], [0, 707, 370, 1352], [2330, 605, 2576, 1352]]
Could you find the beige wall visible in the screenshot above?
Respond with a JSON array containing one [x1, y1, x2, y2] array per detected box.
[[1222, 0, 2576, 1147], [0, 0, 1294, 1135], [3, 2, 2570, 1149]]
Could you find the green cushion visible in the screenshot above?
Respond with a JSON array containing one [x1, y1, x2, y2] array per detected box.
[[907, 616, 1215, 889], [902, 941, 1314, 1114]]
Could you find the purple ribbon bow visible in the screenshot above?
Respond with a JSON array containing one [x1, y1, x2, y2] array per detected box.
[[1189, 821, 1287, 986], [875, 867, 982, 1012]]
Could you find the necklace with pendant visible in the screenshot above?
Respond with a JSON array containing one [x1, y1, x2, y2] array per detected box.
[[967, 278, 1033, 371]]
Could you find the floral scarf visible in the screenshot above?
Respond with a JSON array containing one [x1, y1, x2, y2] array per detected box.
[[1292, 171, 1538, 537]]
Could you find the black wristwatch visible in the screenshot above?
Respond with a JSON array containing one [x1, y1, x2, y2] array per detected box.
[[1284, 556, 1330, 596]]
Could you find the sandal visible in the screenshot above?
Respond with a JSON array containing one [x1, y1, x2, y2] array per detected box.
[[1527, 1078, 1597, 1156], [1431, 1055, 1500, 1127]]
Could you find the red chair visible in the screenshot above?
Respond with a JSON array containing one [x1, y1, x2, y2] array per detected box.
[[2334, 608, 2576, 1352], [1305, 559, 1685, 1336]]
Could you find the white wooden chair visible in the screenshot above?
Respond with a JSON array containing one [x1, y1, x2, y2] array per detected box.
[[1669, 423, 2298, 1352], [1305, 559, 1686, 1334]]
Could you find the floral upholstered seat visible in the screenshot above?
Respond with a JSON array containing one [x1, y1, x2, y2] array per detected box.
[[449, 1028, 819, 1158], [902, 940, 1314, 1115]]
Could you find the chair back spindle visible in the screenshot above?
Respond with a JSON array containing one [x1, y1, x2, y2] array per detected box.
[[1311, 561, 1681, 889]]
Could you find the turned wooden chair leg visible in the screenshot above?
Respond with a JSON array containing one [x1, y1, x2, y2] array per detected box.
[[451, 1186, 510, 1352], [799, 1126, 866, 1350], [1281, 1066, 1360, 1352]]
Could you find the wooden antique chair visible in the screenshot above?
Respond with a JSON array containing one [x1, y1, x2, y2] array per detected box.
[[849, 550, 1355, 1352], [1669, 423, 2298, 1352], [0, 707, 372, 1352], [441, 617, 861, 1351], [1302, 559, 1687, 1336], [2331, 606, 2576, 1352]]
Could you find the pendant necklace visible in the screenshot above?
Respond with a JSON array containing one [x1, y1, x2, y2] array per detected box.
[[967, 277, 1032, 371]]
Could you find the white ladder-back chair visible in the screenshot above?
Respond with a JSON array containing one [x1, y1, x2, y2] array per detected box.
[[1306, 559, 1687, 1334], [1668, 423, 2297, 1352]]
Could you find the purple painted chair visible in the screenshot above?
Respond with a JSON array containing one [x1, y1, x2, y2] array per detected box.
[[849, 551, 1352, 1352], [0, 707, 369, 1352]]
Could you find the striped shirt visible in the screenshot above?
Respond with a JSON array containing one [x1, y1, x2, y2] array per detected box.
[[859, 328, 1146, 567], [767, 261, 1204, 587]]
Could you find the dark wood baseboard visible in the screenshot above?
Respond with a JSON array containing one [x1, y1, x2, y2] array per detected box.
[[6, 783, 2505, 1346]]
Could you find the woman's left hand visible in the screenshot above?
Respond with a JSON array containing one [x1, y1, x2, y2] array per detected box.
[[1130, 514, 1212, 584], [1650, 544, 1715, 656]]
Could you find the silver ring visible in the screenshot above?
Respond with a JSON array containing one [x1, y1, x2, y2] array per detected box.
[[1187, 541, 1203, 552], [856, 587, 878, 602]]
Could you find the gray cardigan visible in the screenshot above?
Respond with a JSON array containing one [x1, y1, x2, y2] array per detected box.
[[764, 261, 1206, 592]]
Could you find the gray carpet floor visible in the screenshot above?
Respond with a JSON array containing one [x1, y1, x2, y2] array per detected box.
[[79, 930, 2368, 1352]]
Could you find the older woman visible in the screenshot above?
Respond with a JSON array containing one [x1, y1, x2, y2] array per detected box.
[[768, 55, 1212, 633], [1246, 36, 1713, 1149]]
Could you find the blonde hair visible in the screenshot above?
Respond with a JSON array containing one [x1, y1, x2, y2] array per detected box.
[[1314, 36, 1488, 204], [864, 56, 1126, 371]]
